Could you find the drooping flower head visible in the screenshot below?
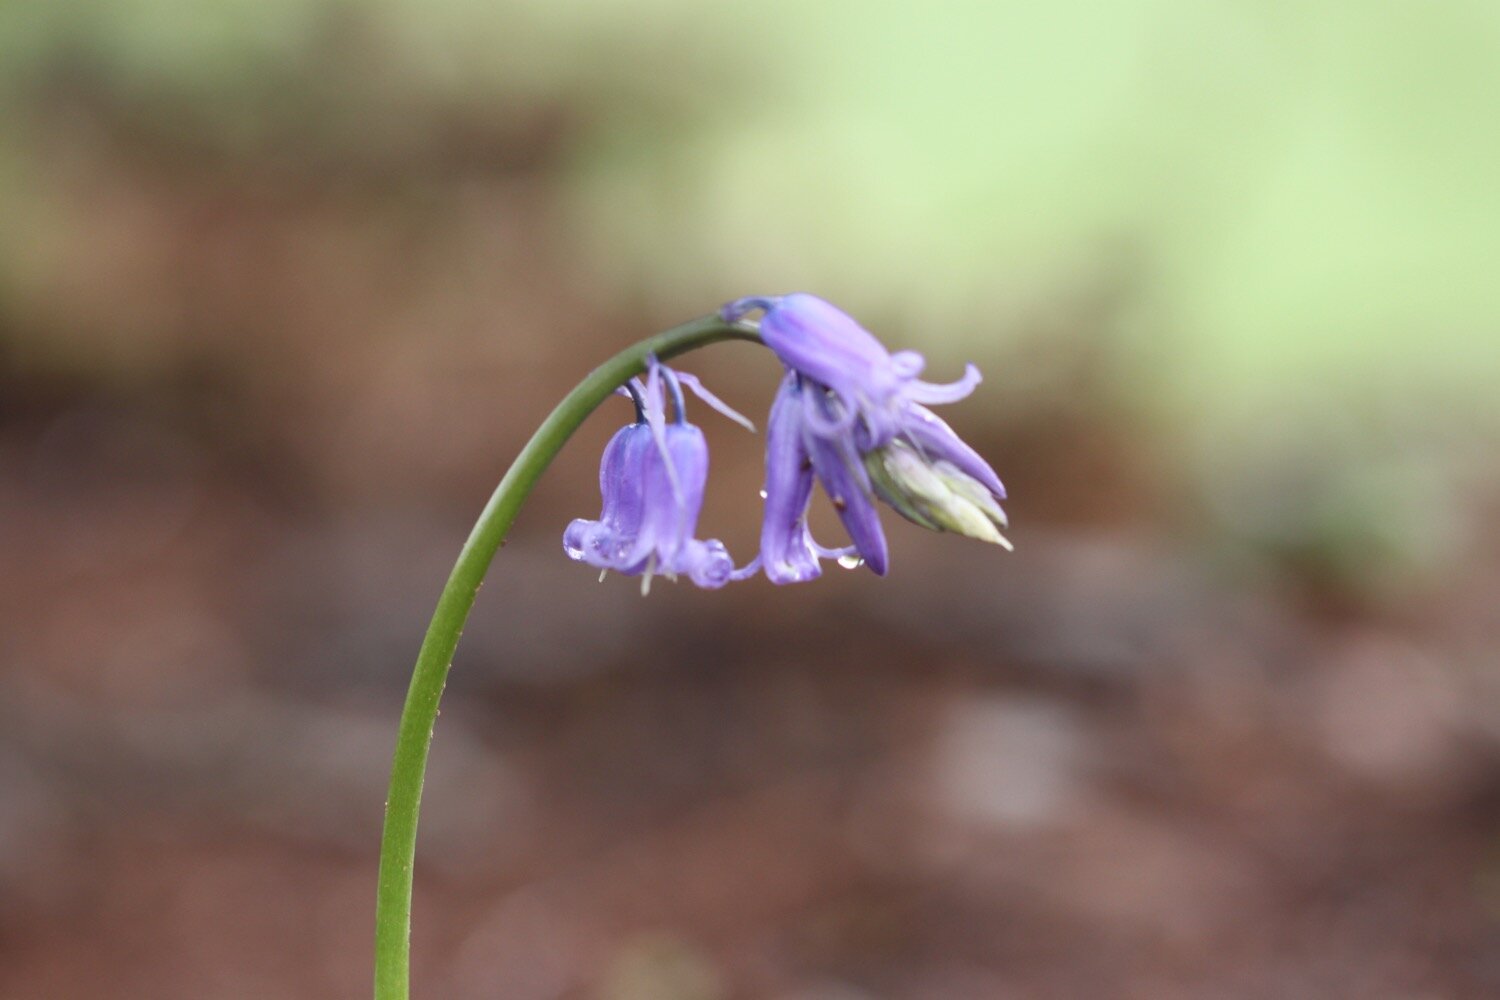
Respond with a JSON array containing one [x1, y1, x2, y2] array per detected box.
[[563, 360, 751, 591], [722, 294, 1009, 583]]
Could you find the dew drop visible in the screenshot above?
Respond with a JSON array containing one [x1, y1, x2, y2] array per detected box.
[[837, 554, 864, 570]]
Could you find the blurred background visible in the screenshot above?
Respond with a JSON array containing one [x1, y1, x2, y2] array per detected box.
[[3, 1, 1500, 997]]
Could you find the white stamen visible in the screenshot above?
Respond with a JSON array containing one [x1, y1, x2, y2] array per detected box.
[[640, 554, 656, 596]]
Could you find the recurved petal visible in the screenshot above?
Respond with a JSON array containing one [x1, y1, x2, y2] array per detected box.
[[679, 538, 735, 589], [563, 516, 644, 573], [903, 362, 982, 406]]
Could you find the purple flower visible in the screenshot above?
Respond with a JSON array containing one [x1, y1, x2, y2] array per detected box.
[[563, 361, 748, 591], [753, 372, 865, 583], [723, 294, 1009, 583]]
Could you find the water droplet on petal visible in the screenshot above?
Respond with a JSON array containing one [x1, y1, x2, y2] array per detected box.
[[758, 489, 768, 499], [837, 554, 864, 570]]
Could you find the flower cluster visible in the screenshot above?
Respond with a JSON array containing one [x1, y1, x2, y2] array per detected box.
[[564, 294, 1009, 588]]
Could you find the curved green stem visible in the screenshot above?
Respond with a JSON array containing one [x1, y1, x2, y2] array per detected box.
[[374, 315, 759, 999]]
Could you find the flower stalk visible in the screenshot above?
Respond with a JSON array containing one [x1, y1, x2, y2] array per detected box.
[[376, 293, 1011, 998], [373, 315, 758, 1000]]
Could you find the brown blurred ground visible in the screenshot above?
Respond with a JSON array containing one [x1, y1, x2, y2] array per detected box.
[[3, 38, 1500, 1000]]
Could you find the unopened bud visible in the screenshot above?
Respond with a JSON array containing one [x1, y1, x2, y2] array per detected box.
[[864, 440, 1012, 549]]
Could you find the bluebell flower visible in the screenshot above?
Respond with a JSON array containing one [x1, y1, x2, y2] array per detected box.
[[564, 360, 750, 591], [723, 293, 1009, 583]]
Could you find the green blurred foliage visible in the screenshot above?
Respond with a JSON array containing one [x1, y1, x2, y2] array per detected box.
[[572, 1, 1500, 431], [1, 0, 1495, 586], [5, 0, 1496, 399]]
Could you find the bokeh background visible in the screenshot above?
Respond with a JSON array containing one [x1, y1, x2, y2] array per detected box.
[[3, 1, 1500, 997]]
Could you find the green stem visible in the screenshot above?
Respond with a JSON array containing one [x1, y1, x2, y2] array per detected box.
[[374, 315, 759, 999]]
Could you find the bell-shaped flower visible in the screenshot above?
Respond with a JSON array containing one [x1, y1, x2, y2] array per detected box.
[[724, 293, 982, 450], [724, 294, 1008, 582], [756, 372, 874, 583], [563, 361, 748, 591]]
